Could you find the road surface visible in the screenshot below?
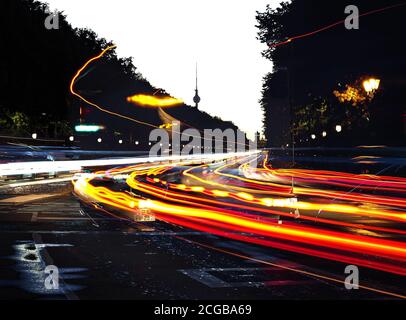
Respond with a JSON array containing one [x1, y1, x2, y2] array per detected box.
[[0, 149, 405, 299]]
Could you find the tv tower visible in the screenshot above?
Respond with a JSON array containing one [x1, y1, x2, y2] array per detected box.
[[193, 63, 201, 108]]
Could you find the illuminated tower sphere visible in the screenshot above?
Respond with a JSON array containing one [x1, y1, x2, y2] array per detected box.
[[193, 64, 200, 108]]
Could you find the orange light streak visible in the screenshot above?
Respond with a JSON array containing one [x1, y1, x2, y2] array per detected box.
[[127, 94, 183, 107]]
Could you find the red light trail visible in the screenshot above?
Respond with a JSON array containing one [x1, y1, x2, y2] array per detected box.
[[73, 152, 406, 279], [270, 2, 406, 48]]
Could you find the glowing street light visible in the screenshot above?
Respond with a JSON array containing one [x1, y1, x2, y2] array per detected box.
[[135, 141, 139, 145], [32, 133, 37, 140], [119, 139, 123, 144], [75, 125, 104, 132], [322, 131, 327, 137], [336, 125, 342, 133], [311, 134, 316, 140], [363, 78, 380, 93], [97, 138, 102, 143], [69, 136, 74, 142]]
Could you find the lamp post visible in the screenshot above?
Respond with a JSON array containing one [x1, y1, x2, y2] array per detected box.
[[363, 78, 380, 94]]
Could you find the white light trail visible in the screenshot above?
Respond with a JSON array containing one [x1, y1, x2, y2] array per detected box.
[[0, 151, 259, 176]]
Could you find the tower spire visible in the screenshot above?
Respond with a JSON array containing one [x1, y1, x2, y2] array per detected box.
[[193, 62, 201, 108], [195, 63, 198, 89]]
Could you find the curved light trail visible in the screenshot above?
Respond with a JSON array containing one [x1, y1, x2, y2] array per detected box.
[[73, 152, 406, 279], [70, 45, 158, 128]]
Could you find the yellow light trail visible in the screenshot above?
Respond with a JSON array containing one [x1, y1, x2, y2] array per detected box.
[[200, 154, 406, 221], [72, 156, 406, 276], [127, 94, 183, 107], [182, 162, 291, 196], [73, 169, 406, 261], [179, 162, 406, 222]]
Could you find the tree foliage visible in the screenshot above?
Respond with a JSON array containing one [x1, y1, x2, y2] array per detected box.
[[256, 0, 406, 146], [0, 0, 238, 140]]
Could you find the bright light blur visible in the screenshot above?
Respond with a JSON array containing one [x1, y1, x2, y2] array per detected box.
[[70, 152, 406, 276], [0, 151, 259, 176], [363, 78, 380, 93], [127, 94, 183, 107], [75, 125, 104, 132]]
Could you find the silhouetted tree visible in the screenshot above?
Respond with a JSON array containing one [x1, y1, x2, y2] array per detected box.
[[257, 0, 406, 146], [0, 0, 239, 143]]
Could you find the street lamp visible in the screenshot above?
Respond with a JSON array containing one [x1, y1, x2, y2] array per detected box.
[[335, 125, 342, 133], [363, 78, 380, 93], [311, 134, 316, 140], [119, 139, 123, 144], [75, 125, 104, 133], [97, 138, 102, 143], [32, 133, 37, 140], [135, 141, 139, 145], [69, 136, 74, 142], [322, 131, 327, 137]]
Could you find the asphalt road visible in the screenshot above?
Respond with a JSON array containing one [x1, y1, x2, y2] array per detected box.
[[0, 147, 405, 300], [0, 192, 404, 300]]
